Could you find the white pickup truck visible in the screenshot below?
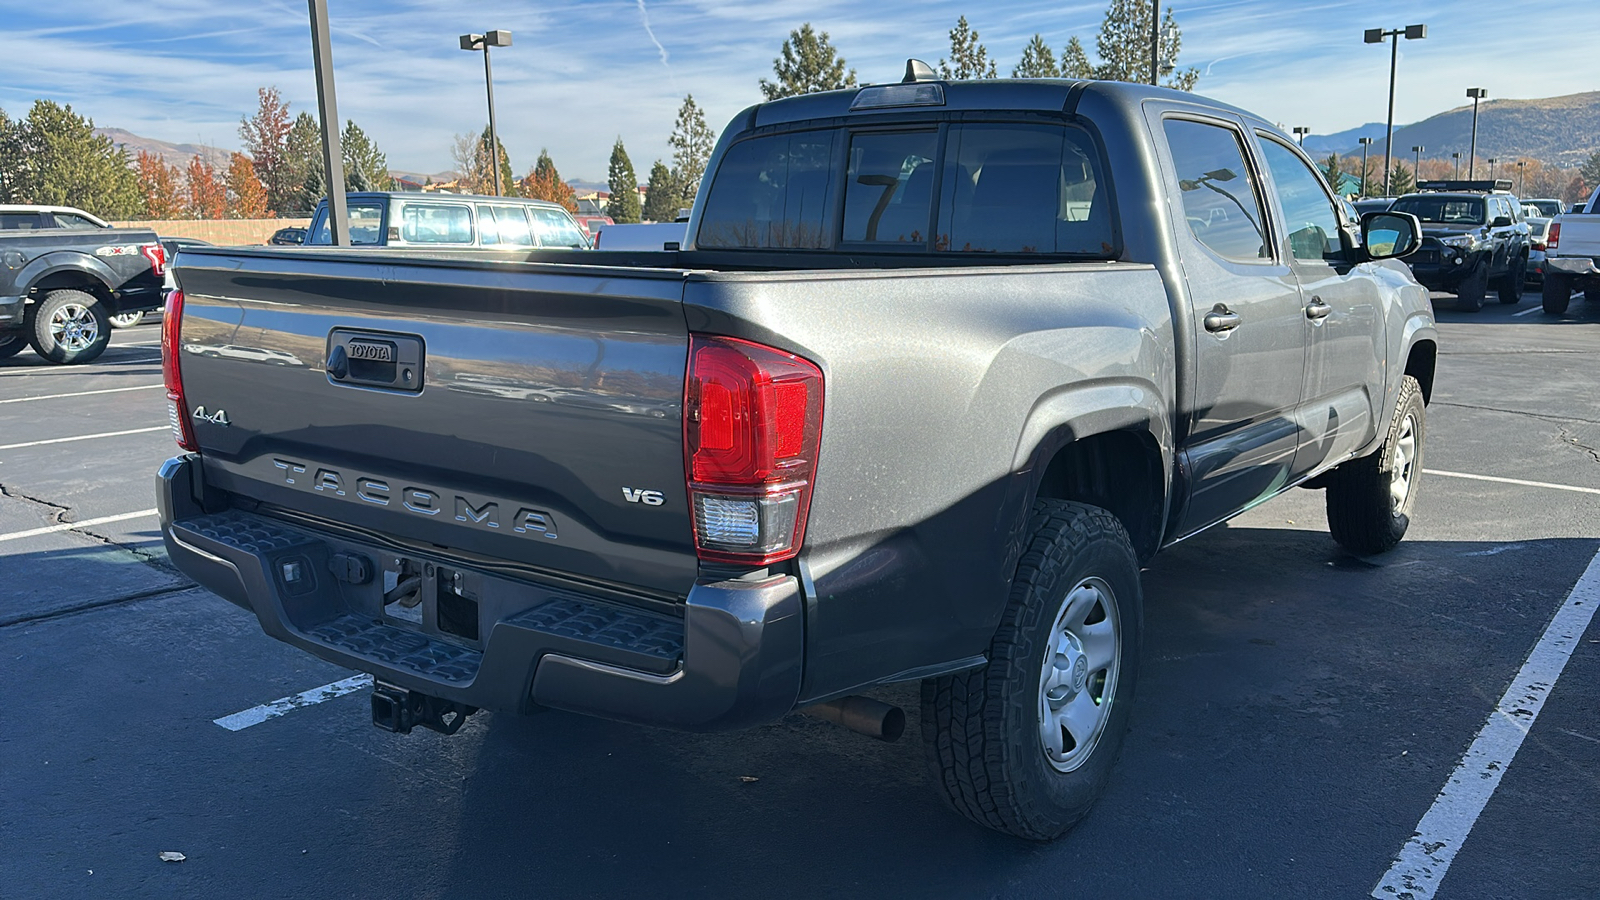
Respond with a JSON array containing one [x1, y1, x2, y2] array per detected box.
[[1543, 185, 1600, 314]]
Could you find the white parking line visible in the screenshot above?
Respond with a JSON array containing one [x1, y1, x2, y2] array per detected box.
[[1426, 469, 1600, 497], [0, 509, 158, 544], [213, 675, 374, 731], [0, 384, 164, 405], [0, 426, 166, 452], [1512, 306, 1543, 317], [1372, 545, 1600, 900]]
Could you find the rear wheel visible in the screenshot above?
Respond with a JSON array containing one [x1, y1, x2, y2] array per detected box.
[[0, 331, 26, 361], [1542, 274, 1573, 315], [26, 289, 111, 365], [1455, 259, 1488, 312], [1325, 375, 1425, 555], [922, 500, 1141, 840], [1497, 256, 1525, 304]]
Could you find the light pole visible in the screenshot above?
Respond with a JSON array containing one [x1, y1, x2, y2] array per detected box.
[[308, 0, 348, 245], [1150, 0, 1160, 85], [1465, 87, 1487, 179], [1517, 160, 1525, 196], [1452, 152, 1462, 179], [1358, 137, 1373, 197], [1293, 126, 1310, 146], [460, 30, 513, 196], [1412, 144, 1424, 184], [1488, 157, 1497, 181], [1365, 23, 1427, 196]]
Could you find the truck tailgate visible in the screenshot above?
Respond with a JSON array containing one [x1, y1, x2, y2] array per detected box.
[[173, 249, 697, 596]]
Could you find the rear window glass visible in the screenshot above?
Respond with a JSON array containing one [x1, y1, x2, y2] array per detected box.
[[309, 203, 384, 244], [529, 207, 588, 248], [399, 203, 473, 243], [696, 130, 839, 250], [842, 131, 937, 245], [1390, 196, 1484, 225], [937, 124, 1112, 254]]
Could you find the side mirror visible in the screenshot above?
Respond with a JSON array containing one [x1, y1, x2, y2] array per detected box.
[[1492, 215, 1513, 228], [1362, 211, 1421, 260]]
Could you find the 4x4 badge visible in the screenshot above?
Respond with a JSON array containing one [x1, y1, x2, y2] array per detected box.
[[192, 406, 230, 426]]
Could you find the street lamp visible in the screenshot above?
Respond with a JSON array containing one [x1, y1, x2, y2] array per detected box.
[[1365, 23, 1426, 196], [460, 30, 513, 196], [1293, 126, 1310, 146], [1517, 160, 1525, 197], [1452, 152, 1462, 179], [1488, 157, 1497, 181], [1412, 145, 1424, 184], [1466, 87, 1487, 179], [1358, 137, 1374, 197]]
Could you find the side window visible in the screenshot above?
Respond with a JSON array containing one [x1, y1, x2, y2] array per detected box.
[[490, 206, 534, 246], [529, 207, 587, 248], [399, 203, 472, 244], [308, 203, 384, 244], [1163, 118, 1271, 262], [1258, 138, 1343, 262], [52, 213, 101, 229], [842, 131, 937, 245], [476, 205, 501, 245], [696, 130, 838, 249], [935, 123, 1114, 255]]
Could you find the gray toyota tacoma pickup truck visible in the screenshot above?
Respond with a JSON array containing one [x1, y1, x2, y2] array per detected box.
[[157, 68, 1436, 840]]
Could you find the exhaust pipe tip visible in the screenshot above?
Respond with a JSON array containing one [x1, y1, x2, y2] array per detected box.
[[802, 695, 905, 742]]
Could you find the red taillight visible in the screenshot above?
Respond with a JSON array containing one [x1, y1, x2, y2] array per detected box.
[[162, 289, 197, 452], [1547, 222, 1560, 251], [684, 335, 823, 565], [1532, 241, 1546, 252], [140, 243, 166, 277]]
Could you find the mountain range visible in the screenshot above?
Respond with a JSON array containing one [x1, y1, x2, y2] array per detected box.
[[1298, 91, 1600, 166]]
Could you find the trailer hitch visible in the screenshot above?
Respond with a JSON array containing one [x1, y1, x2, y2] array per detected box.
[[370, 681, 477, 735]]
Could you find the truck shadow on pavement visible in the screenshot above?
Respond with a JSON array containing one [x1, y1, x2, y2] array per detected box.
[[418, 526, 1598, 897]]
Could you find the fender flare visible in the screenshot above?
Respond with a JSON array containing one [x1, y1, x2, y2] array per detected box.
[[16, 252, 118, 301]]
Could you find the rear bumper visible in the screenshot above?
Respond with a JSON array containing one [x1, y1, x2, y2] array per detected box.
[[1547, 256, 1600, 277], [157, 455, 804, 731]]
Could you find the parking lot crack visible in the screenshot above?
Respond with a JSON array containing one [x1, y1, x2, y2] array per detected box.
[[0, 482, 71, 525], [1556, 424, 1600, 466], [1430, 401, 1600, 428]]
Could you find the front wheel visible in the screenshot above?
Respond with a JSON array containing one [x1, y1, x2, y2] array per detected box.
[[27, 290, 111, 364], [1325, 375, 1425, 555], [1497, 256, 1525, 304], [1455, 260, 1488, 312], [922, 500, 1142, 840], [109, 311, 145, 328]]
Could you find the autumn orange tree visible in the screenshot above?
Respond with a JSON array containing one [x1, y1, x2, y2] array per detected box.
[[520, 148, 577, 212], [225, 152, 268, 218], [135, 150, 184, 218], [186, 156, 226, 219]]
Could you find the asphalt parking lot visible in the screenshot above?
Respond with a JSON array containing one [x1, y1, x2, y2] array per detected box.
[[2, 294, 1597, 899]]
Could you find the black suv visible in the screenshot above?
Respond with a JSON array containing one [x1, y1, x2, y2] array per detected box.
[[1387, 180, 1530, 311]]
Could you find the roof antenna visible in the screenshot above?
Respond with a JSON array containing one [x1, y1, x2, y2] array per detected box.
[[903, 59, 937, 83]]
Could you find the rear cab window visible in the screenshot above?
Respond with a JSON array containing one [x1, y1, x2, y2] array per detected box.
[[0, 212, 44, 230], [1162, 118, 1272, 263], [529, 207, 589, 248], [695, 118, 1116, 257]]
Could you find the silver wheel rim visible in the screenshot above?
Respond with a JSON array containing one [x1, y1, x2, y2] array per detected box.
[[1389, 413, 1418, 513], [110, 312, 141, 326], [49, 303, 99, 352], [1038, 576, 1121, 773]]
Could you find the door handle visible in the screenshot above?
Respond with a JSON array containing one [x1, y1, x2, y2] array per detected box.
[[1305, 297, 1332, 320], [1203, 304, 1241, 334]]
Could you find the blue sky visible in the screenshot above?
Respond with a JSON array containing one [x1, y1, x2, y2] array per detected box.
[[1, 1, 1595, 181]]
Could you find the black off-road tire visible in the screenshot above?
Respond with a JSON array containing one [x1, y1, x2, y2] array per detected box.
[[1542, 274, 1573, 315], [1455, 260, 1488, 312], [921, 500, 1142, 841], [26, 289, 111, 365], [1326, 375, 1426, 555], [1497, 256, 1526, 304], [0, 331, 25, 361]]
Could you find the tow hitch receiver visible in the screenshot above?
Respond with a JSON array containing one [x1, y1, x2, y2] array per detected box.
[[370, 681, 477, 735]]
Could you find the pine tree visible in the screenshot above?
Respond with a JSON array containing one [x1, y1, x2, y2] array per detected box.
[[606, 138, 641, 223], [938, 17, 997, 79], [283, 112, 322, 216], [225, 152, 268, 219], [641, 160, 679, 223], [668, 95, 716, 205], [521, 149, 578, 212], [1060, 36, 1094, 78], [341, 120, 392, 192], [481, 127, 518, 196], [14, 100, 139, 218], [185, 155, 226, 219], [1387, 161, 1415, 197], [1579, 151, 1600, 197], [0, 107, 22, 203], [136, 151, 184, 219], [1320, 153, 1346, 193], [760, 23, 858, 99], [239, 87, 295, 216], [1013, 34, 1058, 78], [1093, 0, 1197, 90]]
